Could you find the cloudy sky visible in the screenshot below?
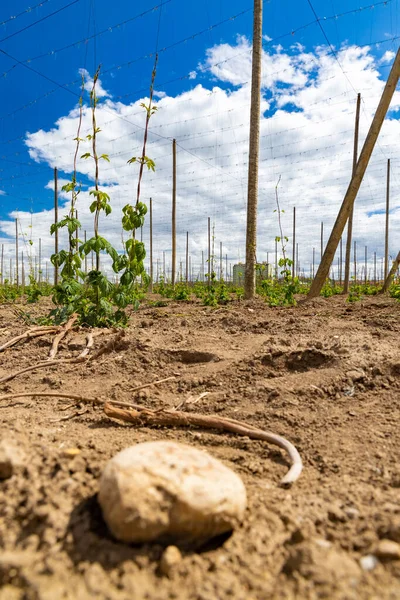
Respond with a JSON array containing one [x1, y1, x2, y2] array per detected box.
[[0, 0, 399, 282]]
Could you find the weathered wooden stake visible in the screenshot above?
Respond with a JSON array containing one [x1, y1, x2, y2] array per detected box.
[[172, 139, 177, 286], [384, 158, 390, 280], [308, 48, 400, 299], [185, 231, 189, 284], [54, 167, 59, 285], [292, 207, 296, 279], [380, 250, 400, 293], [244, 0, 263, 299], [149, 197, 153, 292], [344, 93, 361, 293], [15, 218, 19, 287]]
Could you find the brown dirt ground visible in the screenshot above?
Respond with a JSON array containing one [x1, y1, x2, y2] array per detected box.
[[1, 294, 400, 600]]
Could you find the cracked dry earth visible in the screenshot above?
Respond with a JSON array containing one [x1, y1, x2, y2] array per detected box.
[[1, 294, 400, 600]]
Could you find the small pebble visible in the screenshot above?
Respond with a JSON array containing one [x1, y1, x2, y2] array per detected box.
[[375, 539, 400, 560], [360, 555, 378, 571], [159, 546, 182, 577]]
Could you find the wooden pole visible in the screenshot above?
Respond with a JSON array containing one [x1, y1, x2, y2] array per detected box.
[[308, 48, 400, 299], [185, 231, 189, 284], [244, 0, 263, 299], [208, 217, 211, 287], [292, 206, 296, 279], [220, 241, 223, 281], [163, 251, 166, 280], [21, 252, 25, 291], [54, 167, 59, 285], [320, 221, 324, 262], [343, 93, 361, 293], [354, 240, 357, 284], [380, 250, 400, 293], [384, 159, 390, 280], [172, 139, 177, 286], [149, 197, 153, 292], [364, 246, 368, 284], [312, 247, 315, 279], [84, 231, 88, 274], [15, 218, 19, 287], [38, 238, 42, 284]]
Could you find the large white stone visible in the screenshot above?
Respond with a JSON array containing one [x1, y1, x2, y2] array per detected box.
[[98, 440, 247, 544]]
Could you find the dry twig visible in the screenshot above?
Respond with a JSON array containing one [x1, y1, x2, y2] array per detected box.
[[0, 327, 59, 352], [128, 376, 176, 393], [48, 313, 78, 359]]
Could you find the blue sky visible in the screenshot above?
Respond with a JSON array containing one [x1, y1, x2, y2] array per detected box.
[[0, 0, 398, 214], [0, 0, 399, 278]]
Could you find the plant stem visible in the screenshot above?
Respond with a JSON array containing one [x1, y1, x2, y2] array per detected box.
[[91, 67, 101, 271]]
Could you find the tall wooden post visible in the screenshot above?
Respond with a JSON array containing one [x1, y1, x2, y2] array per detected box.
[[163, 251, 166, 279], [84, 231, 88, 274], [38, 238, 42, 284], [380, 250, 400, 293], [244, 0, 263, 299], [312, 247, 315, 279], [292, 206, 296, 279], [21, 252, 25, 291], [354, 240, 357, 283], [185, 231, 189, 284], [15, 218, 19, 287], [207, 217, 211, 287], [384, 158, 390, 280], [308, 48, 400, 299], [220, 241, 223, 281], [171, 139, 177, 286], [320, 221, 324, 262], [343, 93, 361, 293], [54, 167, 59, 285], [149, 197, 153, 292], [364, 246, 368, 284]]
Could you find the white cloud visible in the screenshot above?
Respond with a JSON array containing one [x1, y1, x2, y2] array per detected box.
[[0, 39, 399, 283]]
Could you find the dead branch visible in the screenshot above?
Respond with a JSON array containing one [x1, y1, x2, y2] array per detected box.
[[78, 332, 95, 359], [129, 376, 176, 393], [103, 402, 303, 485], [0, 327, 59, 352], [0, 391, 103, 405], [89, 330, 125, 360], [0, 355, 88, 385], [48, 313, 78, 359]]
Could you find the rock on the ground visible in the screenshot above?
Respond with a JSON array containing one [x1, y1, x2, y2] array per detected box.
[[375, 539, 400, 560], [159, 545, 182, 577], [98, 440, 247, 544]]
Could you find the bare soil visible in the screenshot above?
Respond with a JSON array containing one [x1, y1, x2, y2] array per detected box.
[[1, 294, 400, 600]]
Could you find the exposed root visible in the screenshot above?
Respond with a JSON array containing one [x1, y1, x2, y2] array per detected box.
[[103, 402, 303, 485], [0, 389, 303, 485], [48, 313, 78, 359], [0, 327, 60, 352], [89, 330, 125, 360]]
